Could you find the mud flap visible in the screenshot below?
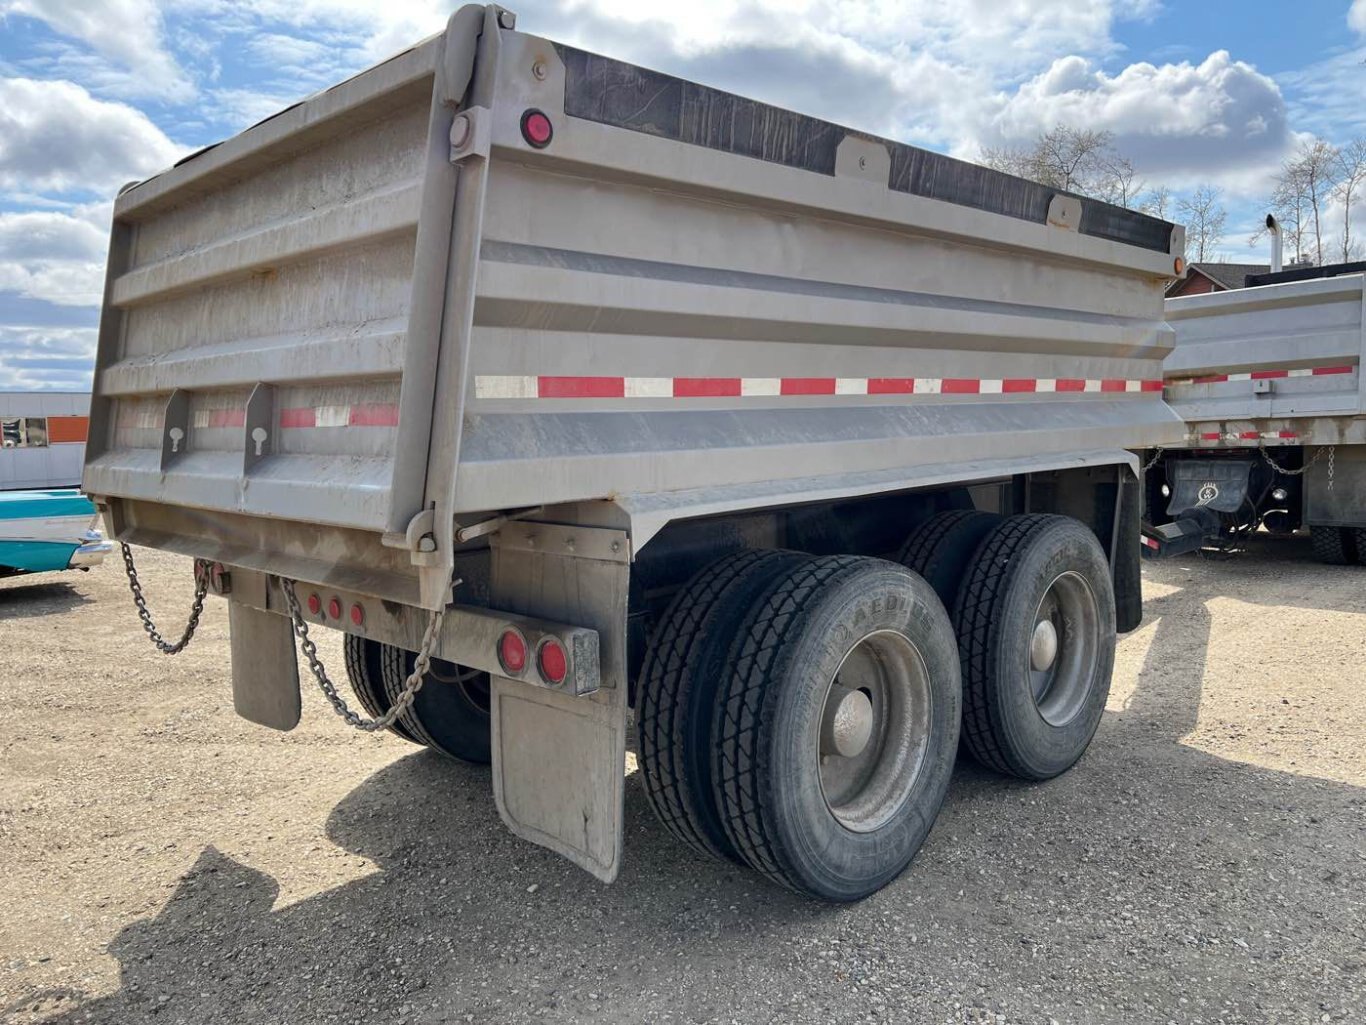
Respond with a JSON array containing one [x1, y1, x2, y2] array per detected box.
[[491, 676, 627, 882], [1166, 459, 1254, 518], [486, 522, 630, 883], [228, 600, 301, 731]]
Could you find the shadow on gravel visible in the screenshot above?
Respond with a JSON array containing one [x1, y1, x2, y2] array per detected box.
[[32, 532, 1366, 1025], [0, 579, 94, 621]]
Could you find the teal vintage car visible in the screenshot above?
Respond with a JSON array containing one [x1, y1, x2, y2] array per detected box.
[[0, 489, 111, 577]]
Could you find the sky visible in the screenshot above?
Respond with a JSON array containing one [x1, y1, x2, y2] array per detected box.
[[1, 0, 1365, 390]]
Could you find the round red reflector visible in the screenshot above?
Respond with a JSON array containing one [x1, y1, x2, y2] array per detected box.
[[350, 603, 365, 627], [327, 597, 342, 620], [498, 629, 528, 674], [520, 108, 553, 149], [538, 638, 568, 684], [306, 593, 321, 615]]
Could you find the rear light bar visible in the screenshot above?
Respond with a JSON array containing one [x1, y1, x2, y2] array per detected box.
[[289, 581, 600, 696]]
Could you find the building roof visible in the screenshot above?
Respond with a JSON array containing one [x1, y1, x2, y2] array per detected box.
[[1187, 262, 1271, 289]]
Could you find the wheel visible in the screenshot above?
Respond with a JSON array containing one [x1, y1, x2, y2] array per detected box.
[[636, 549, 811, 862], [896, 509, 1002, 610], [954, 514, 1116, 781], [380, 646, 492, 764], [342, 635, 420, 744], [1311, 526, 1358, 565], [711, 556, 960, 902]]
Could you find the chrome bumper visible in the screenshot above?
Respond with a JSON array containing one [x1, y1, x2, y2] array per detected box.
[[69, 532, 112, 569]]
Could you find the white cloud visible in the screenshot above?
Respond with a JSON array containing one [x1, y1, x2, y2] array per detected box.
[[1351, 0, 1366, 34], [0, 325, 97, 390], [979, 51, 1296, 194], [0, 208, 110, 308], [0, 77, 184, 195], [0, 0, 194, 100]]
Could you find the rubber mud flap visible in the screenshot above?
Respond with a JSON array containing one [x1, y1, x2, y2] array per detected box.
[[1166, 460, 1254, 517], [229, 601, 301, 731]]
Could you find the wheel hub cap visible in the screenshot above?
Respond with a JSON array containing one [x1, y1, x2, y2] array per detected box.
[[820, 684, 874, 758], [1030, 619, 1059, 671]]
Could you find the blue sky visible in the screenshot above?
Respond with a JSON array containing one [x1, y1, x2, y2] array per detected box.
[[2, 0, 1364, 390]]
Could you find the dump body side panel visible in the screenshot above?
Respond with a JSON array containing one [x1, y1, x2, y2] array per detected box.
[[1163, 275, 1366, 448]]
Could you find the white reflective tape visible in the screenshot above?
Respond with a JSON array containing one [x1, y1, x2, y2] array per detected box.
[[1036, 378, 1056, 393], [1287, 369, 1312, 377], [1084, 379, 1101, 393], [1126, 379, 1141, 392], [624, 376, 672, 397], [913, 378, 942, 394], [1228, 373, 1252, 381], [475, 375, 538, 399], [193, 410, 211, 429], [315, 405, 350, 428], [979, 379, 1003, 394], [740, 377, 780, 396], [835, 378, 867, 395]]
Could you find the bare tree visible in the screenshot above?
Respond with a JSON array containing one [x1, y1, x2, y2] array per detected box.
[[1335, 138, 1366, 262], [981, 125, 1139, 205], [1262, 138, 1340, 265], [1140, 185, 1173, 220], [1097, 153, 1144, 208], [1178, 185, 1227, 262]]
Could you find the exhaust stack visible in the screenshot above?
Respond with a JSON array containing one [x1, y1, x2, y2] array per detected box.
[[1266, 214, 1283, 273]]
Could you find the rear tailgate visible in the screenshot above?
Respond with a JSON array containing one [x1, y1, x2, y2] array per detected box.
[[84, 11, 489, 588], [1164, 275, 1366, 444]]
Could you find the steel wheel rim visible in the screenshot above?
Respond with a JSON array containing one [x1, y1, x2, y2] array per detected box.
[[1027, 571, 1100, 727], [816, 629, 933, 834]]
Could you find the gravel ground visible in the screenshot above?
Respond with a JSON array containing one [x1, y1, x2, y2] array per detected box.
[[2, 536, 1365, 1025]]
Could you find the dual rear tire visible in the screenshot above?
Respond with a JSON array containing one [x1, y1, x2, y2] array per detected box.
[[637, 513, 1117, 900], [1311, 526, 1364, 565], [638, 552, 961, 901], [343, 635, 492, 764]]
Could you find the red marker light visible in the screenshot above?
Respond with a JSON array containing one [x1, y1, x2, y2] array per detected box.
[[520, 109, 553, 149], [498, 629, 528, 675], [307, 593, 322, 615], [537, 638, 568, 685], [350, 603, 365, 627], [327, 597, 342, 620]]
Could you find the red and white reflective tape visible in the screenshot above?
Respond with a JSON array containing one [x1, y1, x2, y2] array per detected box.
[[1196, 429, 1298, 442], [278, 404, 400, 428], [1141, 534, 1160, 550], [1169, 365, 1355, 386], [119, 405, 399, 430], [473, 375, 1164, 400], [192, 409, 247, 429]]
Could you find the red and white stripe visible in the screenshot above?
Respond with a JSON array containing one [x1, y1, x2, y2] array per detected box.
[[1169, 365, 1355, 386], [1195, 429, 1299, 442], [278, 403, 400, 428], [192, 409, 247, 429], [119, 404, 400, 430], [473, 375, 1164, 400]]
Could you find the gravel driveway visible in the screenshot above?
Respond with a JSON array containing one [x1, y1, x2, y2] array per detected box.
[[3, 536, 1364, 1025]]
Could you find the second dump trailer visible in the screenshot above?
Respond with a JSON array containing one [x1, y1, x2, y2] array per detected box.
[[84, 5, 1185, 900], [1147, 268, 1366, 562]]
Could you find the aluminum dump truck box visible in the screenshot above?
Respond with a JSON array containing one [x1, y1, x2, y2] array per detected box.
[[1164, 274, 1366, 448], [85, 4, 1185, 612]]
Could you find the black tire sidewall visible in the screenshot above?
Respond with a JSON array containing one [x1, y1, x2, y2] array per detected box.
[[760, 563, 960, 901], [384, 648, 492, 765]]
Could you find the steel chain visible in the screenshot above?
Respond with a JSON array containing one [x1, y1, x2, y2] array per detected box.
[[282, 577, 450, 732], [121, 542, 207, 654], [1259, 444, 1332, 478], [1141, 447, 1164, 473]]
